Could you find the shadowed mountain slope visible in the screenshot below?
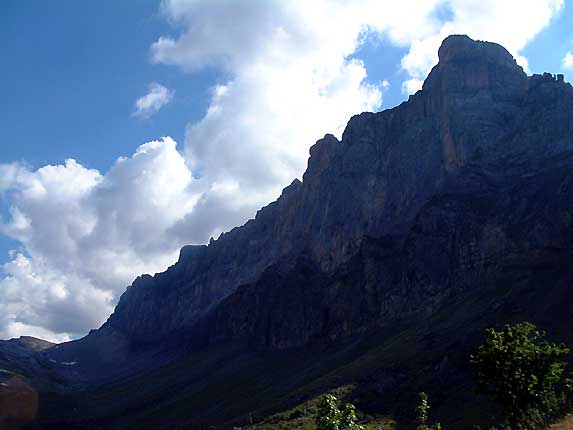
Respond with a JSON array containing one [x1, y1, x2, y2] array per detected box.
[[3, 35, 573, 429]]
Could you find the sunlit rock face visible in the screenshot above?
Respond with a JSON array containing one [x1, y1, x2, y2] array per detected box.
[[46, 35, 573, 361]]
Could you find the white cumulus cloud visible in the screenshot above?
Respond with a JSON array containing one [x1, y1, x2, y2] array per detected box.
[[133, 82, 174, 118], [0, 0, 564, 341], [563, 51, 573, 70], [0, 138, 200, 341]]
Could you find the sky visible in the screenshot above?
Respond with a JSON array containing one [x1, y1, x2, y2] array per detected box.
[[1, 0, 573, 343]]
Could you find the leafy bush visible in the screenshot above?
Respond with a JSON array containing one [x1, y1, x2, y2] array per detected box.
[[315, 393, 364, 430], [470, 322, 572, 429]]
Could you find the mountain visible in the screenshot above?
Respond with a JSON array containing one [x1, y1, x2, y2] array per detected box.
[[2, 35, 573, 429], [0, 337, 55, 430], [0, 336, 54, 381]]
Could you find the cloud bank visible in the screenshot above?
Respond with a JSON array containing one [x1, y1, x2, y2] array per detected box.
[[0, 0, 564, 341]]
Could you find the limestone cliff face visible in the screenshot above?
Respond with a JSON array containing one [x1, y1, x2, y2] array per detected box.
[[54, 35, 573, 358]]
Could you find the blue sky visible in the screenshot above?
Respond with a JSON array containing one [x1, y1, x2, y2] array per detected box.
[[1, 1, 210, 170], [1, 0, 572, 342]]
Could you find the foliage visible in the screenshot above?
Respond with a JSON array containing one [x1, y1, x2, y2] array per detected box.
[[315, 393, 364, 430], [415, 392, 442, 430], [469, 322, 572, 429]]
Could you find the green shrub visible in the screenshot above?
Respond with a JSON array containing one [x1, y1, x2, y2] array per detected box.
[[415, 392, 442, 430], [470, 322, 572, 429], [315, 393, 364, 430]]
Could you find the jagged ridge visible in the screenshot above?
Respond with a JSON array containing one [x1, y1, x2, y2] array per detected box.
[[94, 34, 573, 350]]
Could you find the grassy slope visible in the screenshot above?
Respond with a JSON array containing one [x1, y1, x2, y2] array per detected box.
[[246, 385, 395, 430]]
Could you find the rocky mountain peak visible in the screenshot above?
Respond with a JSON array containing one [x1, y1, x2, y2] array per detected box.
[[423, 34, 527, 99], [437, 34, 517, 67]]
